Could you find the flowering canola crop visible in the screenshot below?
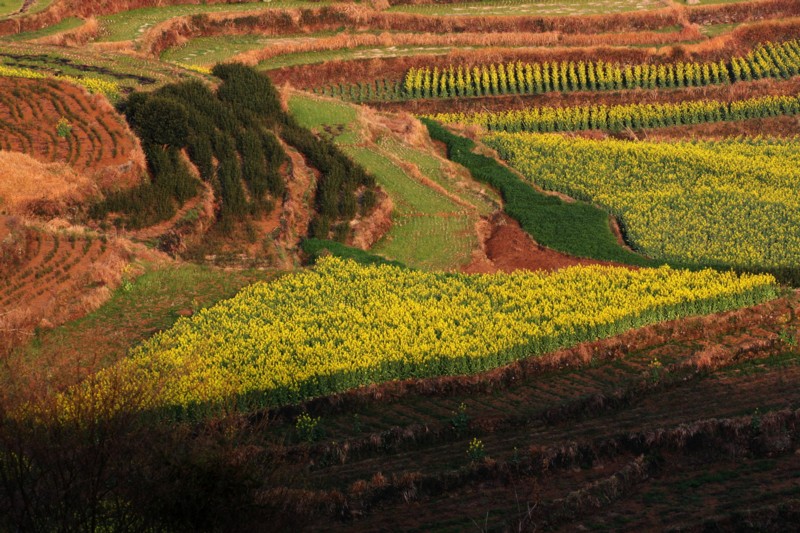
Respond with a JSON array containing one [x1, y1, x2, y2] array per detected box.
[[485, 133, 800, 269], [62, 257, 776, 418]]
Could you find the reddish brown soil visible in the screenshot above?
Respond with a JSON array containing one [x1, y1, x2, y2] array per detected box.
[[463, 213, 622, 274], [639, 114, 800, 139], [0, 77, 145, 192], [0, 216, 136, 356]]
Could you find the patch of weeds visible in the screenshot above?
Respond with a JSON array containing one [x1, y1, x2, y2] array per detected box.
[[295, 412, 323, 444], [779, 328, 798, 349], [450, 402, 469, 436], [56, 116, 72, 138], [467, 437, 486, 462]]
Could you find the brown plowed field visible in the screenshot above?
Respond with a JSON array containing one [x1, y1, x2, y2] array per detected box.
[[0, 216, 135, 356], [0, 77, 145, 192], [242, 291, 800, 531]]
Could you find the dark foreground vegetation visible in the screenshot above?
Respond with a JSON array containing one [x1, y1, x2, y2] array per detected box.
[[2, 291, 798, 531]]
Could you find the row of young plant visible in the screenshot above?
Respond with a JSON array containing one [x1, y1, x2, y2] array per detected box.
[[53, 256, 777, 419], [402, 40, 800, 99], [485, 132, 800, 271], [426, 93, 800, 133], [93, 64, 377, 237], [310, 79, 404, 103]]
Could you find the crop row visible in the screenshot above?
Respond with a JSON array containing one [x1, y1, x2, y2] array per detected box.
[[402, 40, 800, 100], [0, 64, 120, 98], [53, 257, 777, 419], [426, 93, 800, 133], [485, 133, 800, 270]]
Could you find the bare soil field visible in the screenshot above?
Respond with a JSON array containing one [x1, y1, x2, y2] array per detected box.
[[0, 77, 145, 193], [0, 216, 139, 356]]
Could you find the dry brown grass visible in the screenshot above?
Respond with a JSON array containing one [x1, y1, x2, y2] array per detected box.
[[228, 25, 702, 69], [33, 17, 99, 46], [0, 151, 99, 217], [140, 3, 688, 56]]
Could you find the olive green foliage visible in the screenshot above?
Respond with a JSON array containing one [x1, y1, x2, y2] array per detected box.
[[422, 119, 653, 266], [301, 238, 405, 268], [95, 64, 376, 238]]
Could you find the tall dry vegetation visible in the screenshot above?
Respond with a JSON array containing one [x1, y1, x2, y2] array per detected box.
[[141, 4, 685, 56], [0, 152, 97, 216], [228, 26, 702, 68], [263, 17, 800, 87], [33, 17, 99, 47], [141, 0, 800, 57]]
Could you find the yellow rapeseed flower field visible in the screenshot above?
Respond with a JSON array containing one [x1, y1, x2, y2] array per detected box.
[[56, 257, 777, 419], [485, 133, 800, 269], [0, 65, 120, 97]]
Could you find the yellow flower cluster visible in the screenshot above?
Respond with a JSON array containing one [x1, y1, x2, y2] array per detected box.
[[486, 132, 800, 269], [0, 64, 120, 98], [175, 63, 213, 75], [58, 257, 776, 418], [426, 94, 800, 133]]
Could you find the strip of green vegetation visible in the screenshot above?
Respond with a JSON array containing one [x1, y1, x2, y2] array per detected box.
[[699, 22, 740, 37], [259, 44, 470, 71], [4, 17, 83, 42], [97, 2, 323, 42], [0, 43, 209, 90], [422, 118, 655, 267], [25, 0, 54, 15], [0, 0, 23, 19], [162, 32, 335, 66], [289, 94, 479, 270], [301, 238, 405, 267]]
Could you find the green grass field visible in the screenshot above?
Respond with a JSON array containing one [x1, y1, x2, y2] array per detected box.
[[161, 34, 319, 66], [699, 22, 740, 37], [0, 0, 23, 18], [25, 0, 54, 15], [379, 137, 499, 216], [259, 44, 471, 70], [4, 17, 84, 41], [289, 94, 482, 270]]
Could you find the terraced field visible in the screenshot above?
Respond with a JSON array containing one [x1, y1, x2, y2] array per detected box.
[[0, 217, 134, 357], [0, 0, 799, 530], [230, 290, 800, 531], [0, 76, 144, 187], [289, 93, 497, 270]]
